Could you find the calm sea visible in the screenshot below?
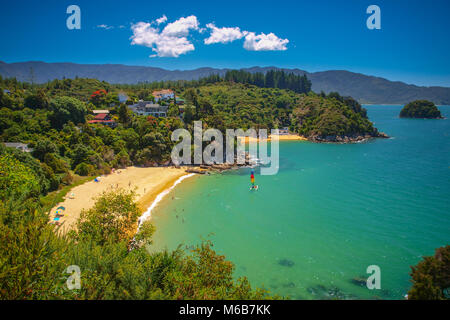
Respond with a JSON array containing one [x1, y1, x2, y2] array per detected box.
[[150, 105, 450, 299]]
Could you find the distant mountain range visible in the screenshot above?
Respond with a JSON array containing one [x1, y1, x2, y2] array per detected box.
[[1, 61, 449, 105]]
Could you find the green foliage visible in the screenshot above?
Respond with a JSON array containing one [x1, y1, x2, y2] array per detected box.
[[0, 205, 68, 299], [49, 96, 87, 129], [291, 94, 376, 139], [408, 245, 450, 300], [118, 103, 130, 124], [0, 89, 15, 109], [400, 100, 442, 119], [44, 153, 68, 174], [31, 138, 58, 161], [74, 162, 95, 176], [24, 90, 49, 110], [0, 152, 39, 201], [75, 189, 140, 245], [167, 103, 180, 117], [223, 69, 311, 94], [183, 105, 194, 124], [1, 145, 53, 195]]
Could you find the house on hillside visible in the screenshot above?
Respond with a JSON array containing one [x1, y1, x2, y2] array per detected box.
[[3, 142, 33, 153], [129, 101, 168, 117], [88, 110, 116, 127], [152, 89, 174, 102]]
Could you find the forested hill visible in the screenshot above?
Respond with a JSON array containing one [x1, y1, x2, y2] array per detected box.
[[1, 61, 450, 105]]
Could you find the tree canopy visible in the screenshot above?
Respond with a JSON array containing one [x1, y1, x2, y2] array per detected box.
[[408, 245, 450, 300], [400, 100, 442, 119]]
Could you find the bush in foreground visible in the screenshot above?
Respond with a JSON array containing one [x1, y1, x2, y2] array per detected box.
[[408, 245, 450, 300]]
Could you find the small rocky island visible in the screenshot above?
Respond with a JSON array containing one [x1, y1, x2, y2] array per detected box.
[[400, 100, 443, 119]]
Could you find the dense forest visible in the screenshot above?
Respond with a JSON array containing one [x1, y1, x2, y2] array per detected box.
[[399, 100, 443, 119], [1, 72, 444, 300]]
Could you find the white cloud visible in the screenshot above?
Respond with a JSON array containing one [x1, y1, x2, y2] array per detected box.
[[151, 35, 195, 58], [161, 15, 199, 37], [156, 15, 167, 25], [130, 16, 199, 58], [204, 23, 248, 45], [243, 32, 289, 51], [130, 15, 289, 57], [97, 24, 113, 30]]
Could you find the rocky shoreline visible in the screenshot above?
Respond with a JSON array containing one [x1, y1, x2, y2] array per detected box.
[[184, 154, 256, 174], [308, 131, 389, 143], [140, 132, 390, 173]]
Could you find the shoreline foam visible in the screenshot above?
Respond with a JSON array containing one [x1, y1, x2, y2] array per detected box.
[[138, 173, 196, 229]]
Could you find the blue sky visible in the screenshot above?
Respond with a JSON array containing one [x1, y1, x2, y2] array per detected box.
[[0, 0, 449, 86]]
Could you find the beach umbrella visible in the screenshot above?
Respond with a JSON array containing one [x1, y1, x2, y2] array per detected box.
[[57, 206, 65, 211]]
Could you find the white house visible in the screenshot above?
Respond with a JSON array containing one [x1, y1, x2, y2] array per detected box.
[[129, 101, 168, 117], [152, 89, 174, 102]]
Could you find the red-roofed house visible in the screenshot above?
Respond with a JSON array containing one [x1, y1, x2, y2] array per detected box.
[[88, 112, 116, 127]]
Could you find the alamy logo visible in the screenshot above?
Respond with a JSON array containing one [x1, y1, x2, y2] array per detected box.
[[66, 5, 81, 30], [366, 265, 381, 289], [366, 5, 381, 30], [66, 265, 81, 290]]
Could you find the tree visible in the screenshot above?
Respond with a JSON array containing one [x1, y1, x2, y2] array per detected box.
[[118, 103, 130, 124], [70, 144, 94, 168], [0, 89, 14, 109], [167, 104, 180, 117], [74, 162, 95, 176], [184, 88, 199, 107], [0, 153, 39, 201], [408, 245, 450, 300], [198, 99, 214, 117], [183, 105, 194, 124], [76, 189, 140, 245], [49, 96, 87, 129], [0, 206, 68, 299], [24, 90, 49, 109], [32, 139, 58, 161], [90, 89, 108, 107]]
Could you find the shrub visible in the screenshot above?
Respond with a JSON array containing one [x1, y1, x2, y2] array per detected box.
[[408, 245, 450, 300], [74, 162, 95, 176]]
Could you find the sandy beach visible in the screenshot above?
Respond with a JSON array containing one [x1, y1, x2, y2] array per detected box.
[[50, 166, 190, 234], [239, 134, 308, 143]]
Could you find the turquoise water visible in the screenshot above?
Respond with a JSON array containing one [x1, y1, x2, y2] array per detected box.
[[150, 105, 450, 299]]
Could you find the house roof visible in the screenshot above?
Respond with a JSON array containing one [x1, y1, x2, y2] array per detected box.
[[152, 89, 173, 96], [144, 103, 163, 109], [94, 113, 109, 120], [93, 110, 110, 114], [88, 120, 115, 124]]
